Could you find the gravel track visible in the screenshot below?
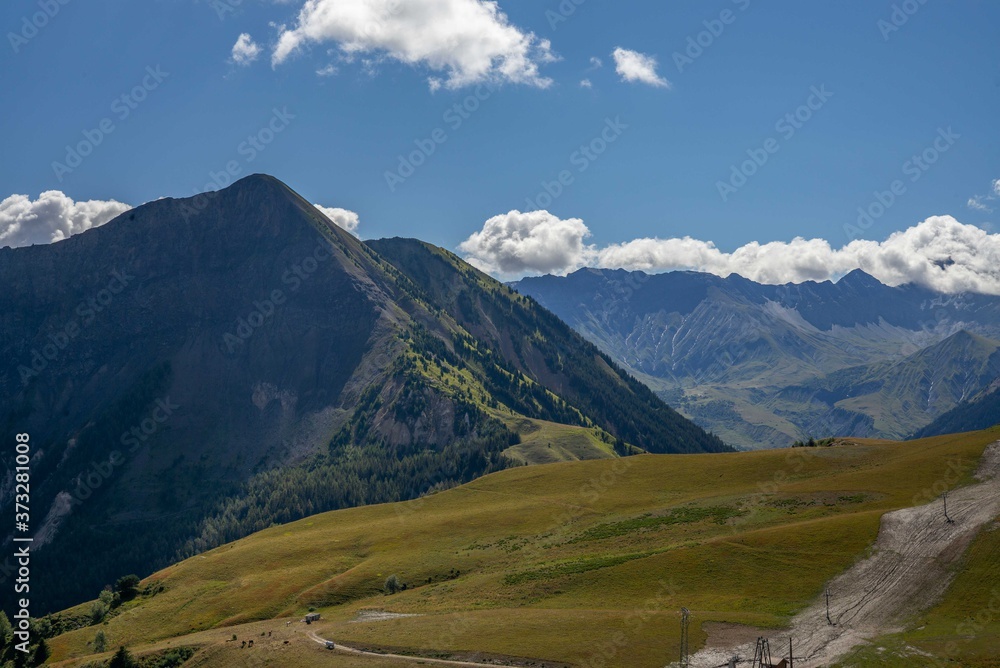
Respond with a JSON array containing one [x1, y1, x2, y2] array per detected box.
[[691, 441, 1000, 667]]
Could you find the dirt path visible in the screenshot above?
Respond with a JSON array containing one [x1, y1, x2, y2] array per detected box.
[[691, 440, 1000, 667], [306, 630, 522, 667]]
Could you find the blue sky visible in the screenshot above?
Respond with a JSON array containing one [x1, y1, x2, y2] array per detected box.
[[2, 0, 1000, 289]]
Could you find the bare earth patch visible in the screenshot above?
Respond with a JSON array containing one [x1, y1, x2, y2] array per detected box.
[[350, 609, 423, 623], [700, 622, 775, 650], [692, 441, 1000, 668]]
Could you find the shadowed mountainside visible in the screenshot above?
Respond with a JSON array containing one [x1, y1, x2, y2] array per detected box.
[[0, 175, 726, 612]]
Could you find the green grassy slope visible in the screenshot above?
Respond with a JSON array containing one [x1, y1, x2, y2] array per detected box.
[[500, 416, 617, 464], [40, 427, 1000, 668]]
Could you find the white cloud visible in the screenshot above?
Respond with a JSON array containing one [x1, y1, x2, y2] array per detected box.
[[611, 47, 669, 88], [458, 210, 590, 276], [966, 178, 999, 213], [579, 78, 592, 89], [968, 196, 993, 213], [231, 33, 262, 66], [0, 191, 131, 248], [271, 0, 556, 90], [588, 56, 603, 69], [316, 63, 339, 77], [459, 211, 1000, 295], [313, 204, 360, 235]]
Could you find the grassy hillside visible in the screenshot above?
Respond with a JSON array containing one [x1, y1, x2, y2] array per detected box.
[[500, 416, 617, 464], [41, 428, 1000, 668]]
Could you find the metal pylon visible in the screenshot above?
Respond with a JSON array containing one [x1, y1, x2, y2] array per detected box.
[[751, 637, 772, 668], [680, 607, 690, 668]]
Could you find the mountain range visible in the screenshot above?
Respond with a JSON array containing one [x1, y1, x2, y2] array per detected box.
[[0, 175, 725, 613], [513, 268, 1000, 447]]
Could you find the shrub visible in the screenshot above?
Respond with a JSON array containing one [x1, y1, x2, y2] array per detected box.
[[108, 646, 136, 668], [99, 589, 113, 605], [115, 575, 141, 601], [33, 638, 51, 665], [90, 601, 109, 625], [384, 574, 401, 595]]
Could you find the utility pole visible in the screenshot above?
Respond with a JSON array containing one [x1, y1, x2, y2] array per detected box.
[[680, 608, 690, 668], [789, 636, 793, 668], [825, 587, 833, 625], [944, 491, 955, 524]]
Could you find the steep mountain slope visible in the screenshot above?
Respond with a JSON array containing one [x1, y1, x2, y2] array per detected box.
[[366, 238, 724, 456], [514, 269, 1000, 447], [0, 175, 723, 613], [914, 376, 1000, 437], [0, 174, 418, 612]]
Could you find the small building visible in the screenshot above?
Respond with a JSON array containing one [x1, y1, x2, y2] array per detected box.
[[304, 613, 321, 623]]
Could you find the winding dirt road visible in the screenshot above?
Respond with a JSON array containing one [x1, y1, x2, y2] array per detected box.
[[307, 630, 514, 667], [691, 440, 1000, 667]]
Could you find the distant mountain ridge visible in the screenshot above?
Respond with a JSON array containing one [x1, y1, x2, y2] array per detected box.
[[0, 175, 725, 613], [778, 330, 1000, 439], [513, 268, 1000, 447], [915, 376, 1000, 438]]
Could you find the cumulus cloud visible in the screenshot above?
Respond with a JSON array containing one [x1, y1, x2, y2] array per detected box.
[[313, 204, 360, 235], [611, 47, 669, 88], [271, 0, 556, 90], [459, 211, 1000, 295], [579, 78, 592, 89], [231, 33, 262, 66], [458, 210, 590, 276], [0, 191, 131, 248]]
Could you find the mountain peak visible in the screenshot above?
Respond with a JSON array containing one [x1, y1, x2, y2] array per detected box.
[[200, 172, 303, 209], [837, 268, 884, 289], [939, 329, 990, 347], [226, 172, 290, 193], [106, 172, 359, 252]]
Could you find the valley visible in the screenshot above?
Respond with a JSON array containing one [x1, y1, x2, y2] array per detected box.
[[514, 269, 1000, 448]]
